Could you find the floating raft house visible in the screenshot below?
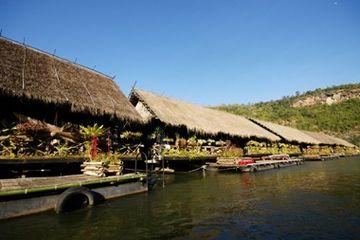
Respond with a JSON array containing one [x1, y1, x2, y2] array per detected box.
[[250, 118, 320, 145], [0, 36, 143, 170], [0, 36, 142, 124], [250, 118, 355, 148], [301, 130, 356, 147], [130, 89, 280, 142]]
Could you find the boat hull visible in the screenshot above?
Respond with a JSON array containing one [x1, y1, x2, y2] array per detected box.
[[0, 181, 147, 220]]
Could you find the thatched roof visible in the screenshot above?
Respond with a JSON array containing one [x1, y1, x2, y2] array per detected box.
[[302, 131, 356, 147], [0, 37, 141, 122], [130, 89, 280, 141], [250, 119, 320, 144]]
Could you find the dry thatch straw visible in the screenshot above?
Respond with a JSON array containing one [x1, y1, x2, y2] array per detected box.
[[302, 130, 356, 147], [250, 119, 321, 144], [130, 89, 280, 141], [0, 37, 141, 123]]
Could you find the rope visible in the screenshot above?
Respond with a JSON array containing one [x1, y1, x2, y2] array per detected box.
[[175, 165, 207, 173], [187, 166, 206, 173], [125, 164, 238, 174], [173, 165, 240, 173], [124, 166, 206, 174], [124, 168, 147, 172]]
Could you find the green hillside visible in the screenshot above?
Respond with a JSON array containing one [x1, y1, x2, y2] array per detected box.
[[213, 83, 360, 146]]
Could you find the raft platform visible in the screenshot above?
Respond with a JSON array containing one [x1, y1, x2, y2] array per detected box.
[[0, 173, 147, 220], [207, 157, 303, 172], [124, 155, 218, 173], [240, 159, 303, 172], [301, 154, 358, 161]]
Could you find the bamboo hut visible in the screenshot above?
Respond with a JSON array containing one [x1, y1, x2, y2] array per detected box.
[[129, 89, 282, 160], [0, 36, 142, 125], [250, 119, 320, 145], [130, 89, 280, 142], [0, 36, 143, 177], [301, 130, 358, 156], [302, 131, 356, 147], [249, 119, 360, 157]]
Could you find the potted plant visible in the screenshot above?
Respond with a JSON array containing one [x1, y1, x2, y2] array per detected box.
[[80, 124, 107, 177]]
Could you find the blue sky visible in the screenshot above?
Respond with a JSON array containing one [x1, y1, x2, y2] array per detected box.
[[1, 0, 359, 105]]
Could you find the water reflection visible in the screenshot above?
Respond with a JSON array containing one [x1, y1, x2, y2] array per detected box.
[[0, 157, 359, 240]]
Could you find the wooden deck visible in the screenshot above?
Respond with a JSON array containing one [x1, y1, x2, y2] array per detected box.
[[240, 159, 303, 172], [0, 173, 146, 197], [208, 157, 303, 172], [164, 155, 218, 161]]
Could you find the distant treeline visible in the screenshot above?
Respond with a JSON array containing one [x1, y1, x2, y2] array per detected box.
[[213, 83, 360, 146]]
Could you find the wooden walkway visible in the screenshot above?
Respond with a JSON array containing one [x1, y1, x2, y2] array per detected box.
[[0, 173, 146, 197]]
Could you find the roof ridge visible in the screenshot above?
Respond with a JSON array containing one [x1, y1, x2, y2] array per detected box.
[[0, 36, 141, 122], [132, 88, 280, 141], [0, 36, 115, 82], [251, 118, 321, 144], [135, 88, 249, 120]]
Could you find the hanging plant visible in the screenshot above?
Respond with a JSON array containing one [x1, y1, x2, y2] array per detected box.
[[175, 136, 187, 148], [120, 131, 143, 140], [162, 137, 174, 143], [187, 135, 197, 146], [197, 139, 207, 146], [215, 140, 227, 146], [207, 139, 215, 145], [148, 127, 164, 143]]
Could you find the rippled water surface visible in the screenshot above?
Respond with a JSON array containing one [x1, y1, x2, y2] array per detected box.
[[0, 157, 359, 240]]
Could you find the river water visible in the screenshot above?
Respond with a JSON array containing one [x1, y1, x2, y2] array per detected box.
[[0, 157, 359, 240]]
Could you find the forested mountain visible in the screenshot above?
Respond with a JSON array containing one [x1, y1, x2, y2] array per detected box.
[[214, 83, 360, 146]]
